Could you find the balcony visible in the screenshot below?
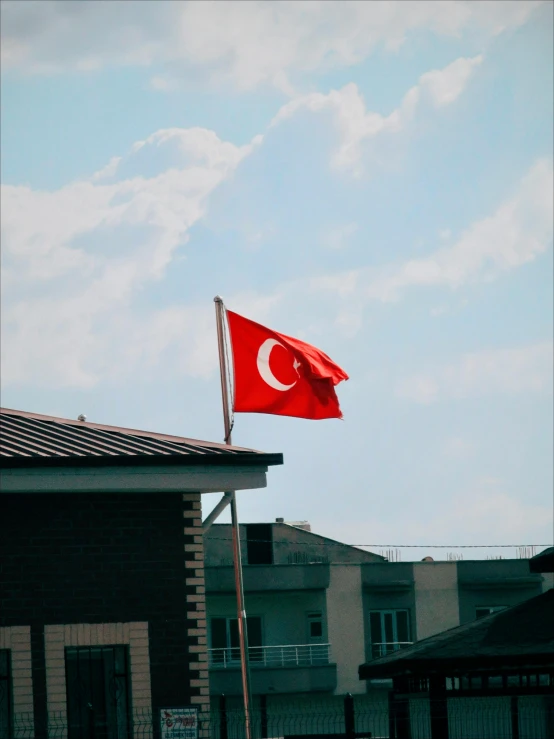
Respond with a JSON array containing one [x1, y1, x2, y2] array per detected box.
[[371, 641, 413, 660], [209, 643, 331, 668], [208, 644, 337, 695]]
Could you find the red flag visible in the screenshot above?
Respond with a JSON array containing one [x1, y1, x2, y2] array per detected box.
[[227, 310, 349, 420]]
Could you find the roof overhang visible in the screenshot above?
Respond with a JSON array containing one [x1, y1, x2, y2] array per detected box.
[[0, 461, 274, 494], [359, 652, 554, 680]]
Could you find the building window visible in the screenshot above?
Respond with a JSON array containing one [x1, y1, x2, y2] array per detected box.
[[475, 606, 506, 619], [307, 612, 323, 642], [245, 524, 273, 565], [210, 617, 263, 664], [0, 650, 12, 739], [65, 646, 130, 739], [369, 610, 411, 659]]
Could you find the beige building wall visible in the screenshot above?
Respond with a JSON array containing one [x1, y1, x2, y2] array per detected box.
[[44, 622, 152, 739], [326, 565, 365, 695], [0, 626, 34, 738], [414, 562, 460, 640]]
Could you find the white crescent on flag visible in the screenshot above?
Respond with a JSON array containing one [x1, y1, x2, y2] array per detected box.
[[256, 339, 297, 392]]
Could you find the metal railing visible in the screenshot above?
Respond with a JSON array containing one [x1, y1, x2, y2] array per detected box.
[[371, 641, 413, 659], [209, 643, 331, 668]]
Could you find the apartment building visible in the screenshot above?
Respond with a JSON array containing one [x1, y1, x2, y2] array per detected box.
[[204, 520, 551, 715], [359, 550, 554, 739]]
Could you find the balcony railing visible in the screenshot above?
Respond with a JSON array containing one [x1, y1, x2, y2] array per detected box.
[[209, 643, 331, 669], [371, 641, 413, 659]]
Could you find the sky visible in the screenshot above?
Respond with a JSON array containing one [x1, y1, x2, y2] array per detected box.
[[1, 0, 553, 562]]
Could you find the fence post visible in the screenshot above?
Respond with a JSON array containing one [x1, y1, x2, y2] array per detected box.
[[429, 676, 448, 739], [511, 696, 520, 739], [260, 694, 268, 739], [344, 693, 355, 739], [219, 694, 228, 739], [388, 691, 396, 739]]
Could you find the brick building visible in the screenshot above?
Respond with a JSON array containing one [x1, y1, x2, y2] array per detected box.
[[0, 407, 282, 738]]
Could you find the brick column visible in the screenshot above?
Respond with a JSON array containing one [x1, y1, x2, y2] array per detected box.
[[183, 494, 210, 737]]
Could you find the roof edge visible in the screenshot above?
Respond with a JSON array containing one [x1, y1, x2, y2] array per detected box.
[[0, 452, 284, 470]]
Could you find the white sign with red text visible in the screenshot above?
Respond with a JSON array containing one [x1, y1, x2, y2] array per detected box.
[[160, 708, 198, 739]]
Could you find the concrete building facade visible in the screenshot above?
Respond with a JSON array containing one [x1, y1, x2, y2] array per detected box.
[[204, 521, 551, 719]]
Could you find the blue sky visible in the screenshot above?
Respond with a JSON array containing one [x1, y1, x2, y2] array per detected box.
[[1, 0, 552, 560]]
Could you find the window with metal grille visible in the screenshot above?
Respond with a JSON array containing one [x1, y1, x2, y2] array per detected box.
[[369, 610, 412, 659], [0, 650, 12, 739], [65, 646, 131, 739]]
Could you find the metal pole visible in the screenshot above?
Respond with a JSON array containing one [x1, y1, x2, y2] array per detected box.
[[202, 491, 233, 533], [214, 295, 253, 739]]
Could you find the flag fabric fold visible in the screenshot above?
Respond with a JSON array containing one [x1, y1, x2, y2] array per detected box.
[[226, 310, 349, 420]]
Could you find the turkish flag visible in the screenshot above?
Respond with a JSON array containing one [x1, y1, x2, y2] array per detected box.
[[227, 310, 349, 420]]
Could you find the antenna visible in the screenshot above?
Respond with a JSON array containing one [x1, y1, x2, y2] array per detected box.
[[379, 548, 401, 562], [447, 552, 463, 561]]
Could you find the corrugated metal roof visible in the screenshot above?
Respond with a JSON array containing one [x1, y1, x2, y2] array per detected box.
[[0, 408, 283, 468]]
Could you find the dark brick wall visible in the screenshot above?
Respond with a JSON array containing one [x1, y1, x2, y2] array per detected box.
[[0, 492, 199, 730]]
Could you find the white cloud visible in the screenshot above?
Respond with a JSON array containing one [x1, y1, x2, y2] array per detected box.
[[323, 222, 358, 250], [148, 75, 179, 93], [131, 127, 263, 169], [1, 82, 550, 394], [0, 1, 543, 90], [396, 341, 554, 403], [367, 160, 553, 300], [271, 55, 482, 173], [90, 156, 123, 182], [306, 159, 553, 305], [0, 127, 258, 388], [418, 54, 483, 107]]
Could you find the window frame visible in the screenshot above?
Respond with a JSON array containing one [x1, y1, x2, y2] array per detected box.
[[306, 611, 324, 642], [65, 645, 132, 739], [209, 616, 264, 664], [368, 609, 412, 659]]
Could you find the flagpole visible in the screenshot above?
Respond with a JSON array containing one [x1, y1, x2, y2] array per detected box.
[[214, 295, 253, 739]]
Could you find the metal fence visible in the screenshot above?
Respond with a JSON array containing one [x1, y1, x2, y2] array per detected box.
[[5, 694, 553, 739]]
